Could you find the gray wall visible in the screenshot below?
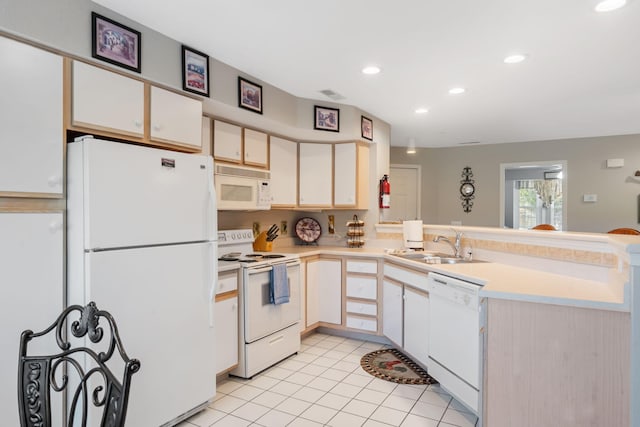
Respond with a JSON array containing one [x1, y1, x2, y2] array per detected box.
[[391, 134, 640, 232]]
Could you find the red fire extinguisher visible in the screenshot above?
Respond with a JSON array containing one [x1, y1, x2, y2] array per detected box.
[[379, 175, 390, 208]]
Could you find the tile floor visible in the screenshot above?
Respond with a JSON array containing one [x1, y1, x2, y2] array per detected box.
[[178, 332, 479, 427]]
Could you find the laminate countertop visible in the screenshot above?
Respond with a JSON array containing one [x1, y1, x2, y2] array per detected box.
[[276, 245, 629, 312]]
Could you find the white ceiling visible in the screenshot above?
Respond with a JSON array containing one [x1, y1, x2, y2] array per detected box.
[[93, 0, 640, 148]]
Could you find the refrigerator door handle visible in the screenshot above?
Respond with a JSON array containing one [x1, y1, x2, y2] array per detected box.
[[207, 165, 217, 241], [208, 241, 217, 328]]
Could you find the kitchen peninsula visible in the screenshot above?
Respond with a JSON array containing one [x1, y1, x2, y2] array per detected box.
[[273, 224, 637, 427]]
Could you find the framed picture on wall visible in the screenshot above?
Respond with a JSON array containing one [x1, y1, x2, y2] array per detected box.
[[181, 45, 210, 97], [361, 115, 373, 140], [314, 105, 340, 132], [238, 77, 263, 114], [91, 12, 141, 73]]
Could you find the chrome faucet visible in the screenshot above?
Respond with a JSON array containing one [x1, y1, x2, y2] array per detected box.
[[433, 229, 463, 258]]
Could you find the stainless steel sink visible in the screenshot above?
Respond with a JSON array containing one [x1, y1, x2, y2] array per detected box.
[[390, 251, 485, 264]]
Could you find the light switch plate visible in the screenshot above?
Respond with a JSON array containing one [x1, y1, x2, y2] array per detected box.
[[606, 158, 624, 168], [583, 194, 597, 202]]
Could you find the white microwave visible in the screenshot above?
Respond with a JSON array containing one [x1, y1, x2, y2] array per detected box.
[[214, 164, 271, 210]]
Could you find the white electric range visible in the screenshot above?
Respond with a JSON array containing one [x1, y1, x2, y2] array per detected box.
[[217, 229, 301, 378]]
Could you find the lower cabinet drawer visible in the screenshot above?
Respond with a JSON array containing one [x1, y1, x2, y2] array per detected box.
[[346, 316, 377, 332], [244, 322, 300, 377], [346, 300, 377, 316], [346, 276, 377, 299]]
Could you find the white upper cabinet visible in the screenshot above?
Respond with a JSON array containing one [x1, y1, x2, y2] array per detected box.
[[72, 61, 144, 137], [334, 142, 369, 209], [150, 86, 202, 150], [298, 143, 332, 207], [0, 37, 63, 196], [213, 120, 242, 163], [243, 128, 268, 168], [269, 136, 297, 207]]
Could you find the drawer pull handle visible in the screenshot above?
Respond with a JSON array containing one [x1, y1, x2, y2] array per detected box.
[[269, 335, 284, 345]]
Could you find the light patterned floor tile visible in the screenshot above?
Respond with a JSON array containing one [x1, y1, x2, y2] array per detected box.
[[330, 382, 364, 399], [263, 366, 295, 380], [274, 396, 312, 416], [400, 413, 439, 427], [287, 417, 324, 426], [210, 395, 247, 413], [447, 398, 474, 413], [286, 371, 317, 385], [342, 372, 373, 387], [291, 352, 319, 363], [299, 364, 328, 376], [303, 346, 329, 356], [321, 367, 351, 382], [212, 414, 251, 426], [185, 408, 226, 426], [323, 349, 350, 360], [254, 409, 296, 427], [355, 388, 390, 405], [331, 360, 360, 373], [247, 375, 281, 390], [294, 386, 327, 403], [367, 378, 398, 394], [418, 390, 452, 407], [370, 405, 408, 426], [231, 401, 270, 422], [326, 411, 367, 427], [228, 384, 265, 401], [279, 359, 308, 371], [311, 356, 339, 368], [314, 340, 339, 349], [341, 399, 378, 418], [381, 394, 418, 412], [250, 390, 288, 408], [216, 380, 244, 395], [390, 384, 425, 400], [315, 392, 351, 410], [342, 353, 363, 363], [440, 408, 478, 427], [410, 401, 447, 421], [269, 380, 303, 396], [307, 376, 339, 391], [300, 404, 339, 424], [363, 420, 395, 427]]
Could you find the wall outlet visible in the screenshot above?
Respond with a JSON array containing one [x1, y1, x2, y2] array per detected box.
[[583, 194, 598, 202], [280, 220, 288, 235], [253, 222, 260, 236]]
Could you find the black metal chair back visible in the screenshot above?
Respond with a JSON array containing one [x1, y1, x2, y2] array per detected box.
[[18, 302, 140, 427]]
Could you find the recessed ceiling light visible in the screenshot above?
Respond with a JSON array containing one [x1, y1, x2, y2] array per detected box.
[[415, 108, 429, 114], [595, 0, 627, 11], [362, 66, 381, 75], [449, 87, 466, 95], [504, 54, 527, 64]]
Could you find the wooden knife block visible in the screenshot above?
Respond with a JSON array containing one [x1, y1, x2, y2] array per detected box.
[[252, 231, 273, 252]]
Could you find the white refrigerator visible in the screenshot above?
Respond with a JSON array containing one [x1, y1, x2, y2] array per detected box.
[[67, 136, 217, 426]]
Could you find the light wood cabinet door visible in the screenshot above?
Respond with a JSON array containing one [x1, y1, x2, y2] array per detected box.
[[383, 280, 403, 346], [0, 37, 63, 196], [150, 86, 202, 150], [243, 128, 268, 167], [269, 136, 297, 207], [72, 61, 144, 137], [299, 143, 332, 207], [307, 259, 342, 325], [215, 296, 238, 373], [213, 120, 242, 163], [404, 286, 429, 366]]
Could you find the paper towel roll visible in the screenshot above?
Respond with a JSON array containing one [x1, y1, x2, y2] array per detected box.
[[403, 220, 424, 249]]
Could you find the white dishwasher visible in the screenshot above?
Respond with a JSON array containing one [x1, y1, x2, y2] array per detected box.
[[427, 272, 481, 413]]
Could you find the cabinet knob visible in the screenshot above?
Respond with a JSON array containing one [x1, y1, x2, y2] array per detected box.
[[232, 303, 237, 311], [49, 219, 63, 233], [153, 124, 162, 131], [235, 151, 240, 156], [48, 175, 62, 187], [133, 120, 142, 128]]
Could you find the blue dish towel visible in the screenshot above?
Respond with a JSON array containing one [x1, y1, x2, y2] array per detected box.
[[269, 263, 290, 305]]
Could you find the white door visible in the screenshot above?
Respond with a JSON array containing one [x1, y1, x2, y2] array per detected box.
[[72, 61, 144, 137], [0, 213, 64, 427], [83, 243, 216, 427], [67, 139, 215, 249], [382, 280, 403, 346], [269, 136, 298, 206], [388, 165, 421, 221], [404, 287, 429, 367], [0, 37, 63, 195], [150, 86, 203, 149]]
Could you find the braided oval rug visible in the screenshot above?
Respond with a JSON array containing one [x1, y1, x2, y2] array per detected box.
[[360, 348, 438, 385]]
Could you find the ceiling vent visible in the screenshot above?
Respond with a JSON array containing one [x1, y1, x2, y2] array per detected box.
[[319, 89, 346, 101]]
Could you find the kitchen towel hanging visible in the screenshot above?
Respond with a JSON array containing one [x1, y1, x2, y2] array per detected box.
[[269, 263, 289, 305], [402, 220, 424, 249]]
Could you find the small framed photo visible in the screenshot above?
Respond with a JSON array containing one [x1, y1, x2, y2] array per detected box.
[[182, 45, 210, 97], [361, 115, 373, 140], [314, 105, 340, 132], [91, 12, 141, 73], [238, 77, 263, 114]]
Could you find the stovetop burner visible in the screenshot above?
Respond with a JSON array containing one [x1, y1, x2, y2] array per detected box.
[[218, 257, 239, 262], [245, 253, 263, 257], [261, 254, 286, 259], [238, 259, 258, 263]]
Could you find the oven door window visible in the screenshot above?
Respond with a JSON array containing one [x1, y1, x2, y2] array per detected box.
[[244, 264, 300, 343]]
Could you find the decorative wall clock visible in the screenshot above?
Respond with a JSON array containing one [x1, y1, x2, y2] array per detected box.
[[460, 167, 475, 213], [295, 217, 322, 244]]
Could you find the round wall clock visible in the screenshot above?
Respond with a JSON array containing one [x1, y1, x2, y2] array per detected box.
[[460, 182, 475, 197], [295, 217, 322, 243]]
